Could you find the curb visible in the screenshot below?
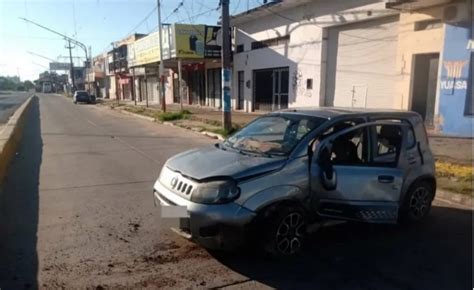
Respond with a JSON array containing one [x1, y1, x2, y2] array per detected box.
[[435, 189, 472, 207], [0, 95, 34, 185], [111, 107, 156, 122]]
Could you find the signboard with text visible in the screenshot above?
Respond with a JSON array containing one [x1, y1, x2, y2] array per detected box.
[[173, 23, 206, 59], [49, 62, 70, 71]]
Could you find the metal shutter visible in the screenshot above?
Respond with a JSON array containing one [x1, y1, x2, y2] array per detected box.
[[326, 16, 400, 108]]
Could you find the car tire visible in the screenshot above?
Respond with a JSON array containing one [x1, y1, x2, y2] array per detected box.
[[259, 204, 307, 258], [399, 180, 434, 223]]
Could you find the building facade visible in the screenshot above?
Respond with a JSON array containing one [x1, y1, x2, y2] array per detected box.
[[86, 53, 108, 98], [106, 33, 147, 100], [231, 0, 473, 137], [127, 23, 222, 107]]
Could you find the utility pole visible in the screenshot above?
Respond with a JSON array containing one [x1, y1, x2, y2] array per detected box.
[[20, 18, 89, 67], [157, 0, 166, 112], [66, 40, 76, 91], [221, 0, 232, 131], [178, 58, 183, 111], [111, 42, 119, 105]]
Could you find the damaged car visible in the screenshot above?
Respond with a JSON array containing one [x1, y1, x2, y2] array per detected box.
[[153, 108, 436, 256]]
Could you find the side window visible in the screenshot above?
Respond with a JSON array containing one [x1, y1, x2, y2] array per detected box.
[[370, 118, 416, 148], [329, 127, 368, 166], [373, 124, 402, 166], [320, 119, 364, 140], [406, 126, 416, 148]]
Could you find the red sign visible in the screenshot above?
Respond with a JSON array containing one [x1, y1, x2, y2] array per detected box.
[[119, 78, 130, 85]]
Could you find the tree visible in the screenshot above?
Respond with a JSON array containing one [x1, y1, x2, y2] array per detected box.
[[0, 77, 16, 91], [23, 80, 34, 91]]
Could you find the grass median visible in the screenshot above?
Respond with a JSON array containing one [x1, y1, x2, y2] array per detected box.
[[435, 161, 473, 195]]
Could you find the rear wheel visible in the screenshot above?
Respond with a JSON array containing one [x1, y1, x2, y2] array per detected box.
[[260, 204, 307, 257], [399, 181, 434, 223]]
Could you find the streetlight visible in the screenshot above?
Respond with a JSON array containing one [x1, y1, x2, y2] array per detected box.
[[20, 17, 89, 63], [20, 17, 90, 92]]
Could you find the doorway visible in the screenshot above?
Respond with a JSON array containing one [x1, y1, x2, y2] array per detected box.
[[253, 67, 289, 111], [237, 71, 244, 110], [411, 53, 439, 127]]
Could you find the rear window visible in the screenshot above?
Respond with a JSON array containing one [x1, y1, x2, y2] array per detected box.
[[77, 92, 88, 96]]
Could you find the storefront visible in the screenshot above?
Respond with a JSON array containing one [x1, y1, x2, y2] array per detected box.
[[437, 21, 473, 136], [128, 23, 222, 107]]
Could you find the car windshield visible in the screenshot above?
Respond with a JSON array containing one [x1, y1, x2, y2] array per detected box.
[[224, 114, 326, 156], [76, 91, 88, 96]]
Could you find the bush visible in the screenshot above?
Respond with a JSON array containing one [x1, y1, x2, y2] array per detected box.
[[211, 126, 240, 137], [436, 161, 473, 182], [158, 111, 190, 122]]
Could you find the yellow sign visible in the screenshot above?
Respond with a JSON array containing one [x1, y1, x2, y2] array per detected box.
[[443, 60, 468, 78], [133, 32, 161, 66], [174, 24, 205, 59]]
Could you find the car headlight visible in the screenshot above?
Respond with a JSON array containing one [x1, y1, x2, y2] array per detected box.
[[191, 179, 240, 204]]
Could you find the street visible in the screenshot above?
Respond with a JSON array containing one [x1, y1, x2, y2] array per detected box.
[[0, 92, 30, 124], [0, 93, 472, 289]]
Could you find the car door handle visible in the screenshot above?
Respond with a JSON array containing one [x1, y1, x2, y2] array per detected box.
[[378, 175, 394, 183]]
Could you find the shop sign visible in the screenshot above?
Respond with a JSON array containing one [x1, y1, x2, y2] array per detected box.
[[440, 60, 469, 91], [173, 24, 206, 58]]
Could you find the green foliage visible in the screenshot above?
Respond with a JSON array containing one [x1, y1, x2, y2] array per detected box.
[[157, 111, 191, 122], [210, 126, 240, 137], [0, 76, 35, 91], [23, 80, 35, 90]]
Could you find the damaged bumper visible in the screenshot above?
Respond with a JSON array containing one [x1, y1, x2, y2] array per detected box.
[[153, 180, 256, 250]]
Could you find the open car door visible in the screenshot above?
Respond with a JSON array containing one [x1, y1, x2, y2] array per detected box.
[[310, 121, 409, 223]]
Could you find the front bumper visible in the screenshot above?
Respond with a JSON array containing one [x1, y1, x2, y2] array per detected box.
[[153, 180, 256, 250]]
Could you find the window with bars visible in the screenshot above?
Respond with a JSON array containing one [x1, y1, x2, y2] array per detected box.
[[251, 35, 290, 50]]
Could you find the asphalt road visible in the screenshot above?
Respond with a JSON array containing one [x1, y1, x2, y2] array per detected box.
[[0, 93, 472, 289], [0, 91, 30, 124]]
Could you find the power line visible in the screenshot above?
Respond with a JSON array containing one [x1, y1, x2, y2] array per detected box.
[[232, 0, 242, 15], [163, 1, 184, 23], [124, 5, 158, 37]]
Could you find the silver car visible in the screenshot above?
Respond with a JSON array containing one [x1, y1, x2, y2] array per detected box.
[[153, 108, 436, 256]]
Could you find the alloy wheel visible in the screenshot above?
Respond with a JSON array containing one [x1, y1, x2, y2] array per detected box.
[[409, 187, 431, 218], [275, 212, 305, 255]]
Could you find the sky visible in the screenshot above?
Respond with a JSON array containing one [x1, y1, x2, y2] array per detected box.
[[0, 0, 260, 81]]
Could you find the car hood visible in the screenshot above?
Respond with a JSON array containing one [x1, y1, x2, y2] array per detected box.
[[165, 145, 286, 181]]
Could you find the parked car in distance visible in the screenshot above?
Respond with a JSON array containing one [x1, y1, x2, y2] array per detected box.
[[73, 90, 95, 104], [153, 108, 436, 257]]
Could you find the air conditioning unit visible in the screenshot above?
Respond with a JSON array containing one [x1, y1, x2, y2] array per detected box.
[[442, 4, 467, 23]]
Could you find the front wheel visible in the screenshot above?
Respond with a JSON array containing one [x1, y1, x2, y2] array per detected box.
[[260, 204, 307, 257], [399, 181, 434, 223]]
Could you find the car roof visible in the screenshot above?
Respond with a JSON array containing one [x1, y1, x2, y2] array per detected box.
[[272, 107, 420, 120], [75, 90, 87, 93]]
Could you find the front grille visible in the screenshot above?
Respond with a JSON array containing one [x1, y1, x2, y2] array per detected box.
[[172, 178, 194, 195], [160, 167, 196, 199]]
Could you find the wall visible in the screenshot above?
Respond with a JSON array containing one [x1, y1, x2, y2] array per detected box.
[[108, 76, 116, 99], [395, 6, 445, 111], [233, 0, 396, 111], [438, 20, 473, 136]]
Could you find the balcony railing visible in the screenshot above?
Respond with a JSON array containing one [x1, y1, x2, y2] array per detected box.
[[107, 59, 128, 73]]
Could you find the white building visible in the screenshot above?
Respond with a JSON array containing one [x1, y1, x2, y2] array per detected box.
[[232, 0, 403, 112]]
